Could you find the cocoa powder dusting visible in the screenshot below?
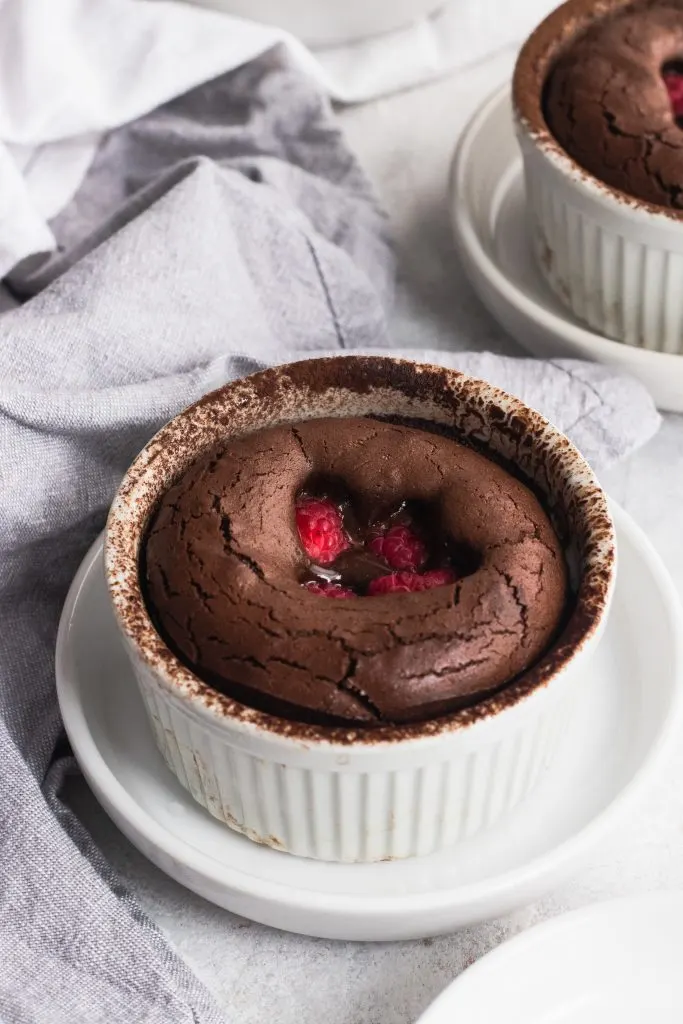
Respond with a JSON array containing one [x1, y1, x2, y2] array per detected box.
[[105, 357, 615, 745]]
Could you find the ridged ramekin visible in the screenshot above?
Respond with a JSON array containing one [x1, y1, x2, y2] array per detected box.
[[105, 356, 615, 862], [513, 0, 683, 355]]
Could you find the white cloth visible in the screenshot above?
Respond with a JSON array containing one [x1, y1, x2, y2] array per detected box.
[[0, 0, 314, 274], [0, 0, 557, 279]]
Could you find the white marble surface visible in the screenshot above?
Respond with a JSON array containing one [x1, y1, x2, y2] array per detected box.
[[66, 44, 683, 1024]]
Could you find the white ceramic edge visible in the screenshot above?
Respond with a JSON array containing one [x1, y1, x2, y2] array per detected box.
[[125, 622, 592, 862], [515, 89, 683, 355], [106, 356, 614, 760], [415, 890, 683, 1021], [55, 502, 683, 931], [450, 84, 683, 411]]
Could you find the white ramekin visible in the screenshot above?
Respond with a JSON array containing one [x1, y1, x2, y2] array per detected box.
[[513, 0, 683, 356], [105, 356, 615, 862], [183, 0, 444, 48]]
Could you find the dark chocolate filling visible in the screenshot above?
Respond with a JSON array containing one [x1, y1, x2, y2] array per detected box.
[[142, 415, 569, 727], [543, 0, 683, 209]]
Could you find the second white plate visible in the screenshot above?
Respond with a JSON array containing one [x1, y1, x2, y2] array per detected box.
[[418, 892, 683, 1022], [56, 503, 682, 941], [450, 84, 683, 413]]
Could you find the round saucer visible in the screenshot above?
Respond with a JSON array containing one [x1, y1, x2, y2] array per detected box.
[[56, 502, 683, 941], [450, 84, 683, 413], [418, 891, 683, 1022]]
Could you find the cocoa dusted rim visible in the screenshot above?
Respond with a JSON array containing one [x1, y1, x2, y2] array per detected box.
[[105, 356, 616, 746], [512, 0, 683, 221]]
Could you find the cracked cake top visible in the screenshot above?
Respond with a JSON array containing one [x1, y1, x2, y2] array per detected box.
[[540, 0, 683, 210], [142, 416, 568, 727]]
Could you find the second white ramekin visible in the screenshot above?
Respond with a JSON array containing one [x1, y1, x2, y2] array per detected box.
[[184, 0, 443, 48], [105, 356, 615, 862], [513, 0, 683, 356]]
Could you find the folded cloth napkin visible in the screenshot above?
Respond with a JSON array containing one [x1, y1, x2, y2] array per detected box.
[[0, 0, 560, 279], [0, 50, 659, 1024]]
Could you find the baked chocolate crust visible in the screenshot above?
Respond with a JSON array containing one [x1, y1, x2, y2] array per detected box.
[[143, 416, 567, 726], [517, 0, 683, 210]]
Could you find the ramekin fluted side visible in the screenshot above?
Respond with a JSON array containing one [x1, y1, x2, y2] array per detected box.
[[130, 639, 577, 862], [105, 356, 615, 863], [521, 139, 683, 355]]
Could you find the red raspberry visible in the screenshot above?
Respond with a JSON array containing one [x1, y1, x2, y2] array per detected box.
[[664, 71, 683, 118], [421, 568, 457, 588], [295, 497, 349, 565], [303, 581, 355, 599], [368, 572, 424, 596], [368, 568, 456, 596], [369, 524, 426, 571]]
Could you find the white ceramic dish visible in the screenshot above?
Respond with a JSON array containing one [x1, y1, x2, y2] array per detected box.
[[450, 85, 683, 413], [514, 0, 683, 357], [182, 0, 443, 48], [418, 891, 683, 1022], [104, 358, 614, 863], [56, 501, 683, 940]]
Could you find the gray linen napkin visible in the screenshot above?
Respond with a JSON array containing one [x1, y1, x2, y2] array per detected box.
[[0, 47, 660, 1024]]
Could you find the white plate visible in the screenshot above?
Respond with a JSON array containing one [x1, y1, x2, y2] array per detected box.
[[418, 891, 683, 1022], [56, 502, 683, 941], [450, 85, 683, 414]]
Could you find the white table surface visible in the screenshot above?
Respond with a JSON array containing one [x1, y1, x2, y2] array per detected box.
[[65, 45, 683, 1024]]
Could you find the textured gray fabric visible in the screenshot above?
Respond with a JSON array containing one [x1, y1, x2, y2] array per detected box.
[[7, 47, 393, 315], [0, 47, 660, 1024]]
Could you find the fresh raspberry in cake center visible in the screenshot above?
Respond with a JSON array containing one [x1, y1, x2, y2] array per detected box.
[[663, 62, 683, 123], [295, 492, 460, 597]]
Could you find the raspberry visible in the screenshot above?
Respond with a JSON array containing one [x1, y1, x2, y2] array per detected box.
[[368, 572, 424, 596], [421, 568, 457, 588], [367, 568, 456, 596], [664, 71, 683, 118], [303, 581, 355, 598], [295, 497, 349, 565], [369, 524, 426, 571]]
